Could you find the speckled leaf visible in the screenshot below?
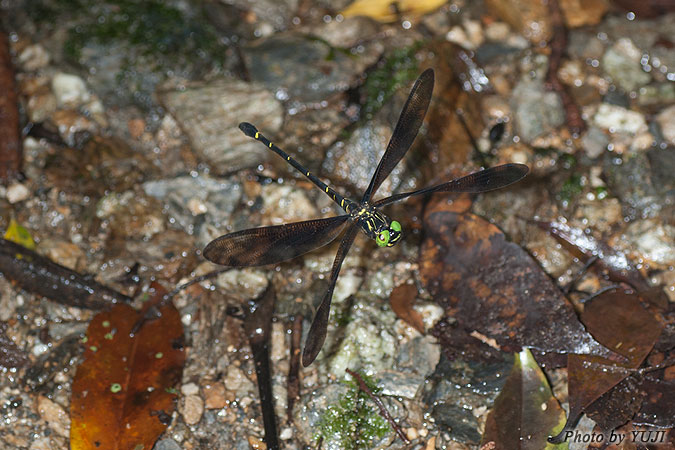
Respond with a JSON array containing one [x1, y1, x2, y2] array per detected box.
[[419, 206, 613, 358], [70, 284, 185, 450], [634, 376, 675, 428], [585, 376, 644, 432], [551, 290, 661, 442], [481, 349, 568, 450]]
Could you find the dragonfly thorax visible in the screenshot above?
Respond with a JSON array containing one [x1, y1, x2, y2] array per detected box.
[[347, 202, 402, 247]]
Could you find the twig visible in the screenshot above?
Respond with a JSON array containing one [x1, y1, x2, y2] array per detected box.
[[545, 0, 586, 134], [0, 31, 22, 183], [345, 368, 410, 444]]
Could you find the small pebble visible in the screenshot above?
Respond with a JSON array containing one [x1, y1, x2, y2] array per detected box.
[[6, 182, 30, 204], [18, 44, 50, 71], [203, 382, 227, 409], [51, 73, 90, 107], [656, 105, 675, 145], [593, 103, 646, 134], [279, 427, 293, 440], [36, 396, 70, 438], [181, 394, 204, 425], [181, 382, 199, 396]]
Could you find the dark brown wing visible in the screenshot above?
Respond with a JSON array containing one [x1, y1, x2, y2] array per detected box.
[[374, 163, 529, 207], [361, 68, 434, 203], [203, 215, 350, 267], [301, 224, 359, 367]]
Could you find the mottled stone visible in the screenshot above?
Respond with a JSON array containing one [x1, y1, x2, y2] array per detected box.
[[656, 104, 675, 145], [36, 396, 69, 438], [581, 126, 609, 159], [322, 122, 395, 196], [602, 38, 651, 92], [159, 79, 283, 174], [244, 33, 362, 103], [626, 220, 675, 266], [143, 174, 241, 244], [511, 79, 565, 142], [51, 73, 91, 108], [181, 394, 204, 425], [559, 0, 609, 27], [203, 382, 228, 409], [593, 103, 647, 134], [485, 0, 551, 44], [17, 44, 50, 71], [5, 182, 30, 204]]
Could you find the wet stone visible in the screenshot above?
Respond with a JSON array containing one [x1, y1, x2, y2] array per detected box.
[[396, 335, 441, 380], [215, 269, 269, 301], [143, 174, 242, 245], [625, 220, 675, 266], [203, 382, 228, 409], [159, 79, 283, 174], [44, 135, 154, 196], [17, 43, 50, 71], [181, 394, 204, 425], [51, 73, 91, 108], [322, 122, 395, 196], [593, 103, 647, 135], [154, 439, 182, 450], [431, 403, 481, 444], [243, 33, 362, 104], [261, 184, 319, 225], [656, 105, 675, 145], [36, 396, 69, 438], [511, 79, 565, 143], [305, 16, 380, 49], [96, 191, 165, 240], [581, 126, 610, 159], [377, 369, 425, 399], [602, 38, 652, 92]]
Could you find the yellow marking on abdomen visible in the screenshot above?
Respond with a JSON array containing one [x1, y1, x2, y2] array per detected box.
[[255, 132, 259, 139]]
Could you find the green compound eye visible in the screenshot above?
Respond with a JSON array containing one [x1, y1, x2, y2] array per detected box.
[[390, 221, 401, 232], [376, 229, 390, 247]]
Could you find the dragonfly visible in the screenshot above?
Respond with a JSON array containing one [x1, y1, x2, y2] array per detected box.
[[203, 69, 529, 367]]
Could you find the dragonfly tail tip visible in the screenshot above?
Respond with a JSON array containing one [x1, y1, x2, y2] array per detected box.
[[239, 122, 258, 138]]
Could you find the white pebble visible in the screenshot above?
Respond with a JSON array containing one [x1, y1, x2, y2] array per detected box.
[[593, 103, 646, 134], [6, 182, 30, 204], [52, 73, 90, 108]]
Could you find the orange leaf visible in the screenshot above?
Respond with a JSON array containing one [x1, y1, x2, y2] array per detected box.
[[70, 285, 185, 450], [389, 283, 425, 333]]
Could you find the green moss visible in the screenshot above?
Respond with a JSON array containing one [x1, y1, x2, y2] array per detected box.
[[594, 185, 608, 200], [316, 372, 391, 449], [29, 0, 225, 108], [559, 173, 584, 203], [66, 0, 223, 67], [361, 44, 422, 120]]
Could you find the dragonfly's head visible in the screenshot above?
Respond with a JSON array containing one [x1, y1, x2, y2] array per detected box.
[[375, 220, 402, 247]]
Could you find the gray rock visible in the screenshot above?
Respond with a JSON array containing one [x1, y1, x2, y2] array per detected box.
[[159, 79, 283, 174], [154, 439, 182, 450], [143, 174, 241, 245], [431, 403, 481, 444], [511, 79, 565, 143], [322, 122, 397, 196], [377, 369, 425, 399], [602, 38, 651, 92], [244, 33, 362, 104], [581, 127, 609, 159]]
